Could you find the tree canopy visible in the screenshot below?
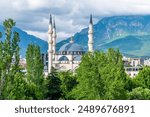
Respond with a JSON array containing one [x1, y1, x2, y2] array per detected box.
[[71, 49, 127, 100]]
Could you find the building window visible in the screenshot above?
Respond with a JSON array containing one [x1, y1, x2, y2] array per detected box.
[[129, 74, 131, 76]]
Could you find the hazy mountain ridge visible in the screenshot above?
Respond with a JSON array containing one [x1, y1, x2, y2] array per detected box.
[[0, 25, 48, 57], [1, 15, 150, 58], [57, 15, 150, 57], [100, 35, 150, 57]]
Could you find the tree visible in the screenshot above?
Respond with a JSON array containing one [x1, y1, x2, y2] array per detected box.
[[0, 19, 20, 99], [7, 71, 29, 99], [128, 87, 150, 100], [26, 44, 45, 99], [58, 71, 77, 99], [45, 68, 62, 100], [71, 49, 127, 100], [127, 66, 150, 100], [135, 66, 150, 89], [71, 52, 105, 99], [100, 49, 127, 99], [124, 76, 135, 91]]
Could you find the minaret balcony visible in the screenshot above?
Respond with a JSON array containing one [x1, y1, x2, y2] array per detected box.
[[48, 30, 53, 34], [48, 40, 53, 44], [48, 50, 53, 53]]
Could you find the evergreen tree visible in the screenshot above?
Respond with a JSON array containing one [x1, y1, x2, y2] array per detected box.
[[26, 44, 45, 99], [45, 68, 62, 100], [0, 19, 20, 99], [7, 71, 29, 99]]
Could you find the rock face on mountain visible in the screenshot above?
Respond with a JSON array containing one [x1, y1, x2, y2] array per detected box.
[[0, 25, 48, 57], [57, 15, 150, 57]]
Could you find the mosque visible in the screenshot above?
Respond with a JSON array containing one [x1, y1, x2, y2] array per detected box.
[[43, 14, 94, 74]]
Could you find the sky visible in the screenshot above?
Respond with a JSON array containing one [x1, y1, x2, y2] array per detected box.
[[1, 0, 150, 42]]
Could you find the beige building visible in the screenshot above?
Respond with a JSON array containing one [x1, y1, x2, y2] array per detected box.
[[144, 59, 150, 66], [123, 57, 144, 78], [124, 66, 142, 78]]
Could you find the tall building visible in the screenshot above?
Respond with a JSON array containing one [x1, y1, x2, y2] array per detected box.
[[47, 14, 53, 73], [43, 14, 94, 74]]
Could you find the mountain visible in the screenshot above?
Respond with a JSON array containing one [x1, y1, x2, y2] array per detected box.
[[0, 25, 48, 57], [57, 15, 150, 57], [1, 15, 150, 58], [100, 35, 150, 57]]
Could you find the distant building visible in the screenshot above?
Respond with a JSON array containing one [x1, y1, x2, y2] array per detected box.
[[19, 57, 27, 68], [144, 58, 150, 66], [124, 66, 143, 78], [130, 58, 144, 67], [123, 57, 144, 78]]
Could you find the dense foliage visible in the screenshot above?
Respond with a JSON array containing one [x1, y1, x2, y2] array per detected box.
[[71, 49, 127, 100], [0, 19, 150, 100], [26, 44, 45, 99], [0, 19, 21, 99]]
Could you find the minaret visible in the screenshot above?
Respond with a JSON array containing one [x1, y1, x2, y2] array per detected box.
[[70, 36, 74, 43], [88, 14, 94, 52], [48, 14, 53, 73], [52, 18, 56, 55]]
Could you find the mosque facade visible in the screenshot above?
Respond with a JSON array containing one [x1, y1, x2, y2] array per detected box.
[[42, 14, 94, 74]]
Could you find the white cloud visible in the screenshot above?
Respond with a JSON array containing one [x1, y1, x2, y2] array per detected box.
[[1, 0, 150, 42], [26, 30, 48, 41], [12, 0, 67, 11], [56, 32, 72, 42], [26, 30, 73, 43]]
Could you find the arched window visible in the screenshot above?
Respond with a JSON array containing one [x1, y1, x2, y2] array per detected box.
[[59, 56, 69, 61]]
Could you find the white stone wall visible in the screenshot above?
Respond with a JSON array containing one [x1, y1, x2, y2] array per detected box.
[[124, 67, 142, 78], [53, 62, 80, 71], [125, 71, 139, 78], [144, 59, 150, 66], [130, 59, 140, 66]]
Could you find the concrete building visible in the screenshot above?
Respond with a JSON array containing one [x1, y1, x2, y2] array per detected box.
[[130, 58, 144, 67], [144, 58, 150, 66], [124, 66, 143, 78], [123, 57, 144, 78]]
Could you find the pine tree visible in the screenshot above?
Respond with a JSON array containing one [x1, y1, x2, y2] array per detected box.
[[0, 19, 20, 99], [26, 44, 45, 99], [45, 68, 62, 100]]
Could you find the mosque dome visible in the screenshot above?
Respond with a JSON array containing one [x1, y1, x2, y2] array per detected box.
[[59, 36, 85, 52], [57, 37, 85, 55], [59, 43, 84, 52]]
